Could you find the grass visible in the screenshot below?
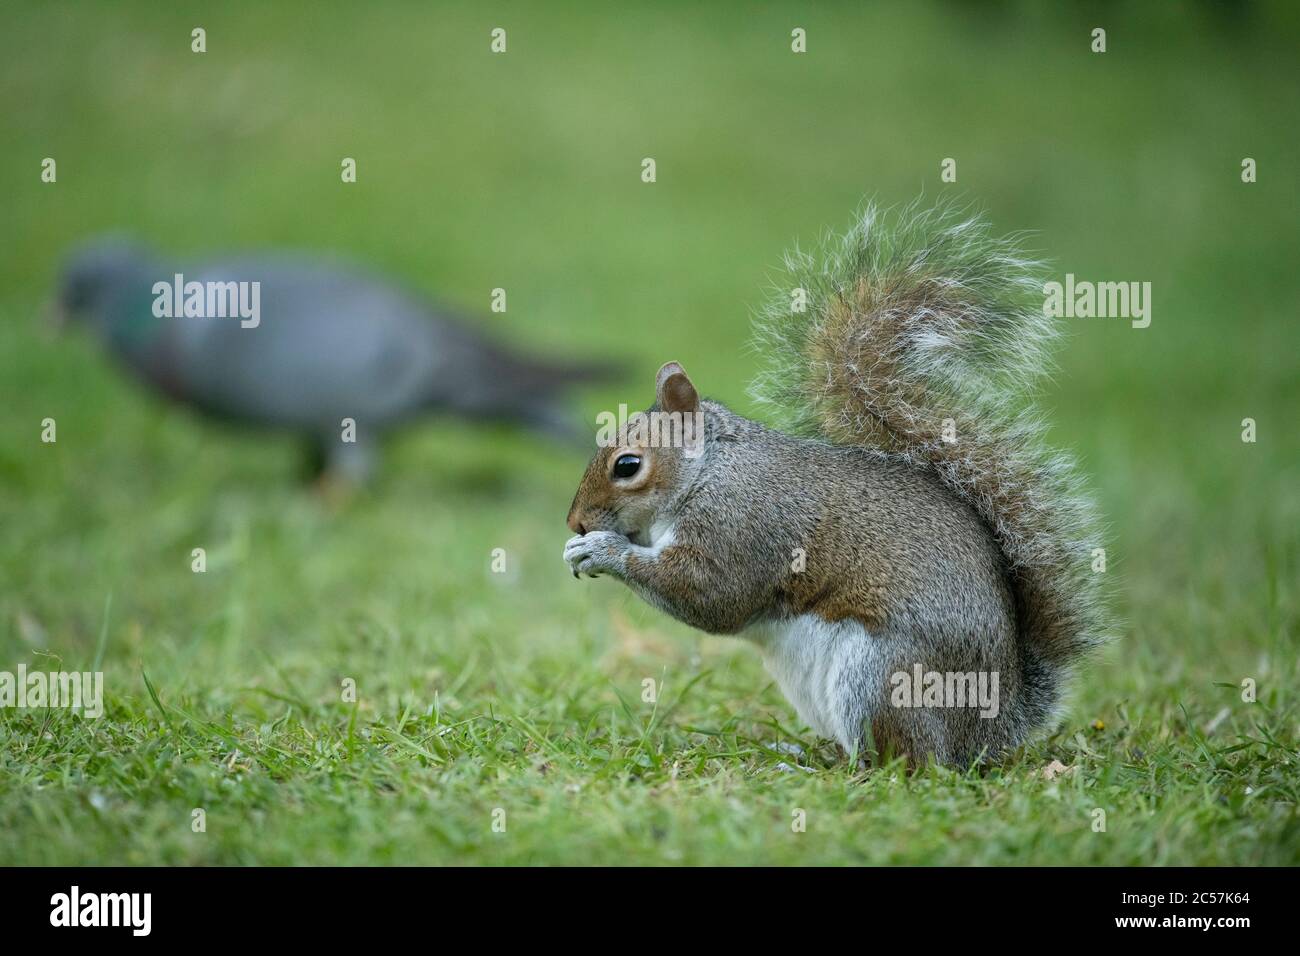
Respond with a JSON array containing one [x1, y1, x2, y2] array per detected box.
[[1, 1, 1298, 865]]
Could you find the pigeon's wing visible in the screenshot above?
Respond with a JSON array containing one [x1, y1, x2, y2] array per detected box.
[[169, 258, 445, 433]]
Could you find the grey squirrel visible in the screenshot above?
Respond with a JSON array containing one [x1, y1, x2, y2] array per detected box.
[[563, 200, 1108, 767]]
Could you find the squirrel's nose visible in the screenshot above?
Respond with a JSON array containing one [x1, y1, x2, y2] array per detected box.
[[567, 510, 586, 535]]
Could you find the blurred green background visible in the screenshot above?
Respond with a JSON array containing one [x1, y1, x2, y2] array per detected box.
[[1, 1, 1297, 865]]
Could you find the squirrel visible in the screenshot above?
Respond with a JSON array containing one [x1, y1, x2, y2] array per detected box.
[[563, 200, 1108, 767]]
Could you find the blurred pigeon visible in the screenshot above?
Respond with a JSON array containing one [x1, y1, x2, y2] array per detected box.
[[53, 237, 615, 483]]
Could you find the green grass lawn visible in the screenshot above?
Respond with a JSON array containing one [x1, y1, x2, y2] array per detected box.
[[1, 1, 1297, 865]]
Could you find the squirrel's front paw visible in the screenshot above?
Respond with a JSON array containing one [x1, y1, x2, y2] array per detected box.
[[563, 531, 630, 579]]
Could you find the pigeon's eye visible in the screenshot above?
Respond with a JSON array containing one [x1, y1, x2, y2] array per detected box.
[[612, 454, 642, 479]]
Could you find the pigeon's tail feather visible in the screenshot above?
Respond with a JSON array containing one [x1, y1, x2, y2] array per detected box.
[[424, 345, 623, 446], [507, 355, 625, 447], [512, 354, 627, 392], [516, 399, 594, 447]]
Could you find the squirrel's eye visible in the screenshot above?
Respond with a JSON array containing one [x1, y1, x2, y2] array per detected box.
[[612, 454, 642, 479]]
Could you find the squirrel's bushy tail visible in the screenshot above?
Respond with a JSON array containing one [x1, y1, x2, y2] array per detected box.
[[751, 198, 1108, 727]]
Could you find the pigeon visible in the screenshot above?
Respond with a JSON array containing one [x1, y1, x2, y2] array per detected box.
[[53, 237, 615, 483]]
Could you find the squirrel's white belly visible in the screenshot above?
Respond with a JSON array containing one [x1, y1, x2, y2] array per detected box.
[[746, 615, 879, 750]]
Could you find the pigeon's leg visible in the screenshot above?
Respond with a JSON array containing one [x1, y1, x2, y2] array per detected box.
[[308, 433, 378, 501], [302, 438, 330, 482], [325, 434, 378, 484]]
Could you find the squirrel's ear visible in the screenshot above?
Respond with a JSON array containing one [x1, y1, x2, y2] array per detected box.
[[655, 361, 699, 414]]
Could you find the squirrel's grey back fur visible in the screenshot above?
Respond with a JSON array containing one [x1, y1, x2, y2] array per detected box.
[[750, 198, 1109, 740]]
